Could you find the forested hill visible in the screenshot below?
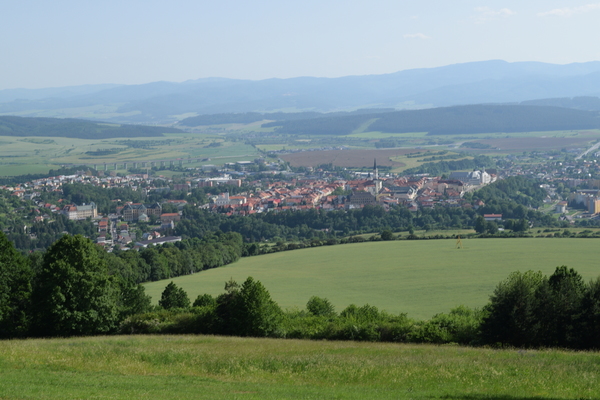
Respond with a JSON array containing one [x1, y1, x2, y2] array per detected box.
[[0, 116, 182, 139], [263, 105, 600, 136]]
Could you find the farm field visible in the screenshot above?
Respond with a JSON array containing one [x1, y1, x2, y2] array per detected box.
[[2, 127, 598, 176], [462, 135, 595, 152], [145, 238, 600, 319], [0, 335, 597, 399], [281, 148, 414, 168], [388, 151, 472, 173], [0, 133, 261, 176]]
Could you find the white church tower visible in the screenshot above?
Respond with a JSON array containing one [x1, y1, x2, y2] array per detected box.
[[373, 159, 382, 193]]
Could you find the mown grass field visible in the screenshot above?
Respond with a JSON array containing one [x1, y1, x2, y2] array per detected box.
[[145, 238, 600, 319], [0, 335, 598, 399]]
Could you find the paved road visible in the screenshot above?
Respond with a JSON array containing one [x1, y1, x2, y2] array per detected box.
[[575, 140, 600, 160]]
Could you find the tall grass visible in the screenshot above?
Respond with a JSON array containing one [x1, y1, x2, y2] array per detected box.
[[0, 335, 598, 399]]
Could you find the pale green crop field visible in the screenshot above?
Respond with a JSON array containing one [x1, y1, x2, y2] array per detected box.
[[346, 131, 429, 139], [0, 134, 262, 176], [0, 335, 598, 399], [145, 238, 600, 319]]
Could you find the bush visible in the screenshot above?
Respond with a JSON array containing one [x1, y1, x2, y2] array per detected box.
[[409, 306, 483, 344]]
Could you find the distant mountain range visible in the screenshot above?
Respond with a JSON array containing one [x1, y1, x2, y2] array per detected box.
[[2, 60, 600, 124]]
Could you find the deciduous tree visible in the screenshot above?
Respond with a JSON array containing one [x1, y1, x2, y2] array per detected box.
[[158, 281, 190, 310], [0, 232, 32, 337], [31, 235, 119, 336]]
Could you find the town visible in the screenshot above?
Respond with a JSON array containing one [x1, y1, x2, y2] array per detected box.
[[3, 147, 600, 252]]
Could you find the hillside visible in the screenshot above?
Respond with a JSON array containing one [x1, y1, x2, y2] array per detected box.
[[262, 104, 600, 136], [144, 238, 600, 319], [3, 60, 600, 123], [0, 116, 182, 139]]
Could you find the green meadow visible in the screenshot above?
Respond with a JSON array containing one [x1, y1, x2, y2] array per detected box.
[[0, 133, 261, 176], [145, 238, 600, 319], [0, 335, 598, 399]]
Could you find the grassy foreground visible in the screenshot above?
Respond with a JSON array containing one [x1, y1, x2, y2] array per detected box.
[[144, 238, 600, 319], [0, 335, 598, 399]]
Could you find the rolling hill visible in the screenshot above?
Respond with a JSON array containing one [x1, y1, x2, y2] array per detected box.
[[0, 116, 182, 139], [143, 238, 600, 319], [260, 104, 600, 136]]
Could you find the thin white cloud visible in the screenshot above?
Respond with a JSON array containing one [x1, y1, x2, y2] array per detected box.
[[538, 3, 600, 17], [403, 33, 429, 40], [473, 7, 516, 24]]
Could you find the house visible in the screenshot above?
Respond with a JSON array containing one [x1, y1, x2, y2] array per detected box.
[[484, 214, 503, 221], [122, 202, 161, 221], [449, 170, 491, 186], [62, 202, 98, 220], [161, 213, 181, 223], [349, 190, 376, 206], [135, 236, 182, 248], [214, 193, 230, 207], [389, 186, 418, 201]]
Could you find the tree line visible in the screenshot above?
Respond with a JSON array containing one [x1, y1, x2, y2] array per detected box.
[[0, 230, 243, 338], [123, 267, 600, 350], [2, 229, 599, 349], [401, 155, 495, 176]]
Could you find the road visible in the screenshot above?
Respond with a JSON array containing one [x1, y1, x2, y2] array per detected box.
[[575, 140, 600, 160]]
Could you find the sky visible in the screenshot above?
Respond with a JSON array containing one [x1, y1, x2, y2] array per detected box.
[[2, 0, 600, 90]]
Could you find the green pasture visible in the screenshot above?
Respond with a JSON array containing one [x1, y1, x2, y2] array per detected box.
[[0, 163, 62, 176], [0, 134, 261, 176], [255, 143, 317, 152], [349, 129, 599, 140], [346, 131, 428, 139], [145, 238, 600, 319], [0, 335, 598, 399]]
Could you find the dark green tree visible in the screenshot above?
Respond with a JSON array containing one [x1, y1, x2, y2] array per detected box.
[[578, 277, 600, 349], [480, 270, 544, 347], [475, 216, 486, 233], [306, 296, 336, 317], [380, 229, 394, 241], [0, 232, 32, 337], [534, 266, 585, 347], [118, 282, 152, 318], [215, 278, 241, 335], [485, 221, 498, 234], [158, 281, 190, 310], [193, 293, 216, 308], [235, 277, 282, 337], [31, 235, 119, 336]]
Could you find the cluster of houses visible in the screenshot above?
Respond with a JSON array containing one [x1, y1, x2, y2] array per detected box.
[[207, 162, 497, 215], [12, 150, 600, 251]]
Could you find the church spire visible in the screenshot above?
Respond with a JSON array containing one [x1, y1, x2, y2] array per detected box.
[[373, 158, 378, 181]]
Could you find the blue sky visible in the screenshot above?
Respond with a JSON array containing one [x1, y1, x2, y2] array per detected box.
[[2, 0, 600, 89]]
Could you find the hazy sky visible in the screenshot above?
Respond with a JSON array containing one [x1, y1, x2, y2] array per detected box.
[[2, 0, 600, 90]]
